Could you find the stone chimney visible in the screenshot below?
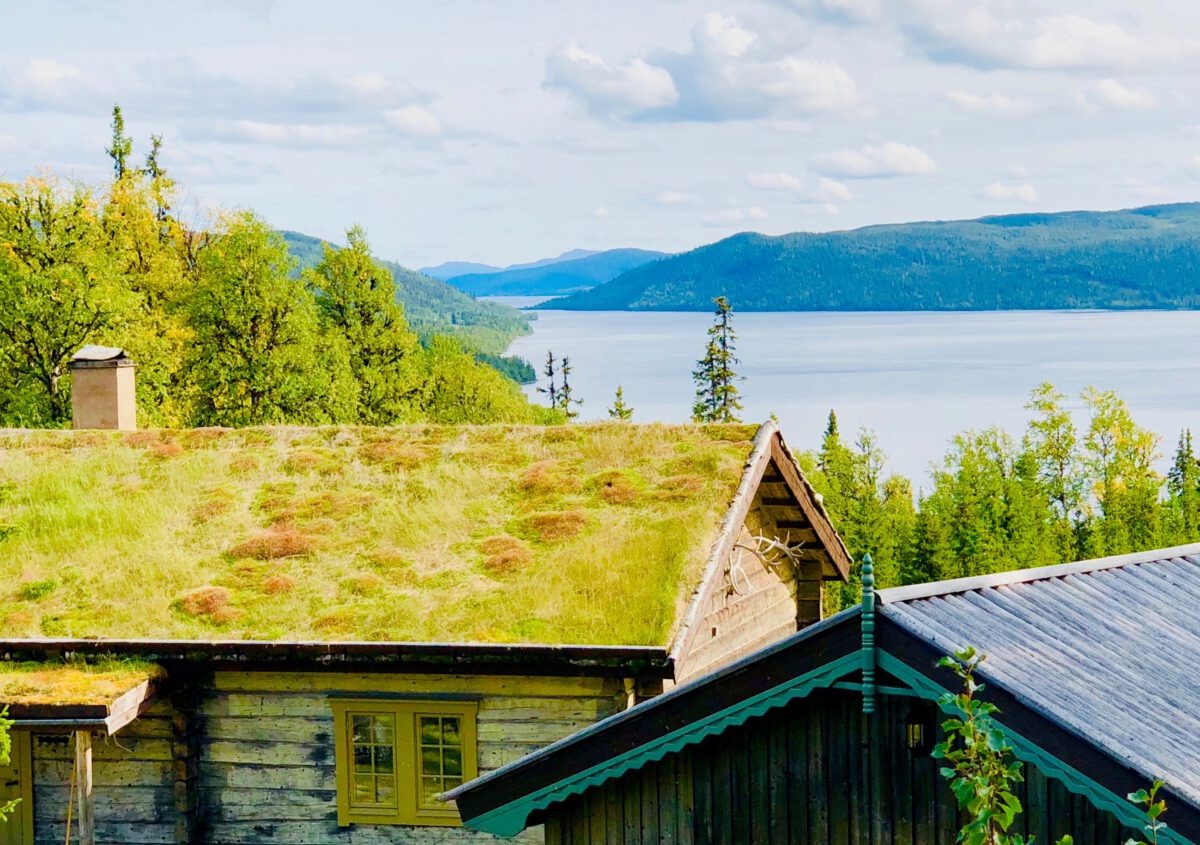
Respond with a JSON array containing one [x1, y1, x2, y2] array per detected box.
[[69, 346, 137, 431]]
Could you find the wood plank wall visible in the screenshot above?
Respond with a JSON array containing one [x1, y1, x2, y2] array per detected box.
[[28, 672, 624, 844], [675, 490, 810, 686], [544, 689, 1141, 845]]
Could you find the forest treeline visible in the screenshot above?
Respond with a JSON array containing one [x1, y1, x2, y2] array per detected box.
[[806, 383, 1200, 610], [0, 109, 546, 428]]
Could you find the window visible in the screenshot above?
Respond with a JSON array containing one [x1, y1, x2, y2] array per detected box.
[[332, 700, 478, 827]]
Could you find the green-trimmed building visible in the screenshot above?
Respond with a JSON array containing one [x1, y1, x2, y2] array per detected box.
[[451, 545, 1200, 844], [0, 420, 850, 844]]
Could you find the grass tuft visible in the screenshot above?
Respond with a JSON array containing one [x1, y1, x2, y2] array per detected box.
[[16, 579, 57, 601], [262, 575, 295, 595], [228, 527, 316, 560], [590, 470, 641, 505], [478, 535, 533, 576], [524, 509, 589, 542]]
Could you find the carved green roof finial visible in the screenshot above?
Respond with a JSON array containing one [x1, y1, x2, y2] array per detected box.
[[861, 553, 876, 715]]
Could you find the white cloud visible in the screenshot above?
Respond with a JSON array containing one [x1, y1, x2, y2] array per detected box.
[[653, 191, 701, 206], [813, 142, 936, 178], [902, 6, 1156, 70], [746, 172, 852, 202], [544, 44, 679, 117], [205, 120, 377, 149], [1186, 155, 1200, 178], [1087, 79, 1156, 109], [982, 181, 1038, 203], [544, 14, 857, 122], [702, 206, 768, 227], [944, 90, 1033, 116], [1, 58, 98, 112], [693, 13, 756, 58], [383, 106, 443, 137], [780, 0, 882, 24], [593, 205, 610, 218]]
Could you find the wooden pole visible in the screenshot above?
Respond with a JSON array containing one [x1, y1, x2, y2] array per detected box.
[[74, 730, 95, 845]]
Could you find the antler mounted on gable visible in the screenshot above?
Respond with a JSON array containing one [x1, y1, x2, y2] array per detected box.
[[727, 532, 806, 596]]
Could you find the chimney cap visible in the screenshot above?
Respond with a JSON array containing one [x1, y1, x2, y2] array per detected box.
[[70, 345, 133, 369]]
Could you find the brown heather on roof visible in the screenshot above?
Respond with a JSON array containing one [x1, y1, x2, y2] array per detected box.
[[0, 423, 760, 645]]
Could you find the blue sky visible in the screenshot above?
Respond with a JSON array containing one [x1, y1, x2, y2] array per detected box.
[[3, 0, 1200, 268]]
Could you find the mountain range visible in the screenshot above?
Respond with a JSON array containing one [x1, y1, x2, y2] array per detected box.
[[545, 203, 1200, 311], [441, 248, 667, 296], [420, 248, 600, 280]]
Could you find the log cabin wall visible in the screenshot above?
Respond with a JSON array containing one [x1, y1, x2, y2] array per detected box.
[[29, 700, 179, 845], [543, 689, 1142, 845], [25, 672, 627, 844], [192, 670, 625, 844]]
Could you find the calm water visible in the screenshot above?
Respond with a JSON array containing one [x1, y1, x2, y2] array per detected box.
[[498, 299, 1200, 484]]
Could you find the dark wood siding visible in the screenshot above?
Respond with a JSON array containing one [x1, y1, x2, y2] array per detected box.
[[543, 689, 1141, 845]]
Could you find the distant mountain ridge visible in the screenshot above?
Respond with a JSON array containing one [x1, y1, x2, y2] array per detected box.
[[545, 203, 1200, 311], [420, 248, 600, 280], [444, 248, 667, 296]]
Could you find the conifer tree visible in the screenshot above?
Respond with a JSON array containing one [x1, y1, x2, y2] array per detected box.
[[558, 355, 582, 420], [106, 105, 133, 179], [608, 385, 633, 420], [691, 295, 742, 423], [1167, 428, 1200, 540], [537, 350, 558, 410]]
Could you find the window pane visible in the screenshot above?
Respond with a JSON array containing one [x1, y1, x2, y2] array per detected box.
[[374, 744, 393, 774], [373, 716, 394, 745], [421, 776, 442, 806], [351, 715, 372, 744], [443, 747, 462, 776], [419, 716, 441, 745], [354, 743, 372, 770], [353, 775, 374, 805], [375, 775, 395, 804], [442, 717, 461, 746], [421, 747, 441, 775], [443, 776, 463, 791]]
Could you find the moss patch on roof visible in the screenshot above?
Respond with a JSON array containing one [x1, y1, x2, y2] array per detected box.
[[0, 659, 161, 706], [0, 423, 760, 645]]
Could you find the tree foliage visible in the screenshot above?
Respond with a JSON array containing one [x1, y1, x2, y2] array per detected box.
[[935, 647, 1072, 845], [692, 295, 742, 423], [806, 384, 1197, 613], [0, 108, 541, 429], [608, 385, 633, 420]]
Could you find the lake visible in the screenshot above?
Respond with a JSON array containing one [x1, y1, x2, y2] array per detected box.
[[497, 300, 1200, 485]]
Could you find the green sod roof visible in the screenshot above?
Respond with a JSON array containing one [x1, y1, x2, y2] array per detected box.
[[0, 659, 161, 706], [0, 423, 762, 645]]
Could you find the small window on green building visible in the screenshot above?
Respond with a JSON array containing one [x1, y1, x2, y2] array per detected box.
[[332, 700, 478, 826]]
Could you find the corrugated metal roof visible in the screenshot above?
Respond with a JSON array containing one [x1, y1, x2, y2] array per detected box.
[[881, 546, 1200, 807]]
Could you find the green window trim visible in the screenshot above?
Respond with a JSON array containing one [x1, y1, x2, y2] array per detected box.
[[332, 699, 478, 827]]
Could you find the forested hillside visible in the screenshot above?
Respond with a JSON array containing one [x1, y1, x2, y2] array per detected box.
[[281, 231, 530, 355], [444, 247, 666, 296], [548, 204, 1200, 311], [0, 108, 545, 427]]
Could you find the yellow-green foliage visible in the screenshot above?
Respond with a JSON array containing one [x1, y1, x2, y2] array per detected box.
[[0, 423, 759, 645], [0, 658, 162, 705]]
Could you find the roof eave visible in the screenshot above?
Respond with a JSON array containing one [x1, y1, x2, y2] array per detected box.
[[0, 639, 674, 678]]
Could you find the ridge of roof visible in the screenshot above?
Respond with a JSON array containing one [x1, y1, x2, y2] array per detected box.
[[878, 542, 1200, 605]]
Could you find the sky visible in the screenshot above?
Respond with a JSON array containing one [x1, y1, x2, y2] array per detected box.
[[3, 0, 1200, 269]]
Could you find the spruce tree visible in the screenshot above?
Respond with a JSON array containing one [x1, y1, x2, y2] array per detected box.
[[1167, 428, 1200, 540], [608, 385, 633, 420], [691, 295, 742, 423], [106, 104, 133, 179], [537, 351, 558, 410], [559, 355, 582, 420]]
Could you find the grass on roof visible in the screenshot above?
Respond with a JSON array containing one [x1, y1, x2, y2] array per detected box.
[[0, 423, 759, 645], [0, 658, 161, 706]]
